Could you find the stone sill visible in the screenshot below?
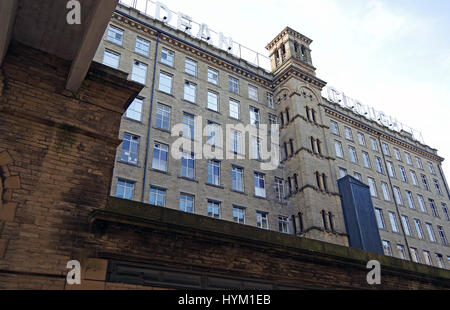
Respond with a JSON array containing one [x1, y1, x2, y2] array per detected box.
[[88, 197, 450, 284]]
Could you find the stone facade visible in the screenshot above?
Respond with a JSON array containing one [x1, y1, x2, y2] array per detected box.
[[95, 3, 450, 267]]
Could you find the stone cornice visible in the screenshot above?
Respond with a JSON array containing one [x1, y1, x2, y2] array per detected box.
[[324, 105, 444, 163], [112, 12, 274, 89], [272, 66, 327, 90]]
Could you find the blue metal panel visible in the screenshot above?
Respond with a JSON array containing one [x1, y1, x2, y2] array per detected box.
[[338, 175, 383, 255]]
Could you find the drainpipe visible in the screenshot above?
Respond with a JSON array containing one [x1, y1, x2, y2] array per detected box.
[[376, 134, 412, 261], [141, 31, 160, 202]]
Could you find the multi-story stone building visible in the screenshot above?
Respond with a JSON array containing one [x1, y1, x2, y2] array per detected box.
[[93, 2, 450, 268]]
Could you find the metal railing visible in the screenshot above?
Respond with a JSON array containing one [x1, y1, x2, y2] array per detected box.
[[118, 0, 271, 72]]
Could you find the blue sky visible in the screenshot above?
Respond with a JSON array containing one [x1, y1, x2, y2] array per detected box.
[[130, 0, 450, 182]]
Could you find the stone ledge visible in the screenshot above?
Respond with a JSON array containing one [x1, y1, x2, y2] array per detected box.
[[88, 197, 450, 286]]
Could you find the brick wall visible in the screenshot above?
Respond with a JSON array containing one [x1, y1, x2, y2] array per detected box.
[[0, 41, 142, 289]]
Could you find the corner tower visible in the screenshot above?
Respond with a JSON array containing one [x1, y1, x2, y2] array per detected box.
[[267, 27, 349, 246]]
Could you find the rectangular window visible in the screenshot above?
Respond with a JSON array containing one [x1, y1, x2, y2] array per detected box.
[[368, 177, 378, 197], [249, 107, 260, 126], [103, 50, 120, 68], [248, 85, 258, 101], [185, 58, 197, 76], [436, 254, 445, 269], [330, 121, 339, 135], [437, 226, 448, 245], [370, 137, 378, 151], [256, 211, 269, 229], [184, 81, 197, 103], [427, 162, 436, 175], [126, 97, 143, 121], [393, 186, 403, 206], [401, 215, 412, 236], [120, 134, 139, 164], [179, 194, 194, 213], [349, 146, 358, 163], [207, 160, 220, 186], [426, 223, 436, 242], [423, 250, 432, 266], [394, 148, 402, 161], [357, 132, 366, 146], [106, 25, 123, 45], [405, 191, 415, 209], [135, 37, 150, 56], [429, 199, 439, 217], [155, 103, 171, 131], [207, 200, 221, 219], [442, 203, 450, 221], [232, 166, 244, 192], [183, 113, 195, 139], [410, 248, 420, 263], [387, 161, 396, 178], [207, 91, 218, 111], [417, 194, 427, 213], [344, 127, 353, 141], [181, 152, 195, 179], [375, 156, 384, 174], [206, 121, 220, 147], [131, 61, 147, 84], [230, 130, 242, 154], [275, 178, 285, 202], [251, 136, 262, 160], [414, 219, 424, 239], [161, 48, 174, 66], [229, 99, 240, 119], [405, 153, 412, 165], [149, 186, 166, 207], [415, 157, 423, 169], [382, 143, 390, 156], [158, 72, 173, 94], [228, 76, 239, 94], [362, 151, 371, 168], [381, 182, 391, 201], [152, 143, 168, 172], [354, 172, 362, 181], [397, 244, 407, 260], [334, 140, 343, 158], [254, 172, 266, 198], [389, 212, 399, 233], [375, 208, 385, 229], [233, 206, 245, 224], [410, 170, 418, 186], [207, 68, 219, 85], [116, 179, 134, 200], [434, 179, 442, 195], [278, 216, 289, 234], [382, 240, 392, 256], [399, 166, 408, 182], [421, 174, 430, 190]]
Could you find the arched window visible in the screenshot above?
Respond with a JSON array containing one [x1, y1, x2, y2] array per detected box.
[[298, 212, 304, 233], [294, 174, 299, 191], [289, 139, 294, 155], [328, 212, 334, 232], [310, 137, 316, 153], [317, 140, 322, 155], [321, 210, 328, 231], [305, 106, 310, 121], [315, 171, 321, 189], [311, 109, 317, 123], [322, 174, 328, 192], [287, 177, 292, 194], [285, 108, 290, 123]]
